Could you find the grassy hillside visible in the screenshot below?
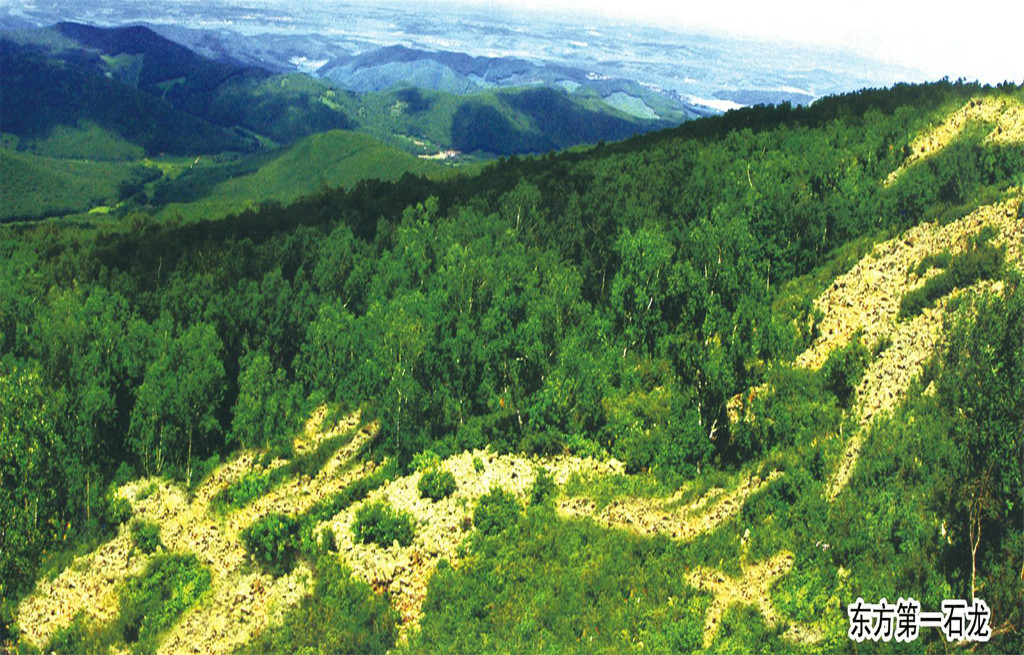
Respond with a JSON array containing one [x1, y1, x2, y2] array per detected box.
[[0, 124, 463, 224], [0, 148, 156, 221], [2, 80, 1022, 654], [150, 130, 456, 222], [8, 121, 146, 162], [205, 74, 355, 144], [1, 24, 677, 226]]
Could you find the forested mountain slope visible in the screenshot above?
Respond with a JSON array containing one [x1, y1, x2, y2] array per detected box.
[[2, 80, 1022, 653], [0, 39, 256, 156]]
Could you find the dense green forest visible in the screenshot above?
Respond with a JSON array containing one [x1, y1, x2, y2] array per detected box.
[[2, 79, 1023, 653]]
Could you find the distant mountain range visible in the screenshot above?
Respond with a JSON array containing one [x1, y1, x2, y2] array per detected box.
[[1, 22, 679, 159], [0, 1, 930, 223], [1, 0, 925, 114], [0, 21, 690, 221]]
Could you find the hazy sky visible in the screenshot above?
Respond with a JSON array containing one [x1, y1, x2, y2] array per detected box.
[[389, 0, 1021, 84]]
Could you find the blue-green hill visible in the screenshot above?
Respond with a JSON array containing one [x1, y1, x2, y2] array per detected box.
[[0, 39, 255, 155]]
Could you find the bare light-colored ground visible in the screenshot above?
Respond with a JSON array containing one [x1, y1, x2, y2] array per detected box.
[[885, 97, 1024, 187]]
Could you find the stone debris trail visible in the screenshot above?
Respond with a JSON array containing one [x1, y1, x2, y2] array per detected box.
[[157, 417, 375, 655], [556, 470, 826, 646], [795, 194, 1022, 372], [825, 280, 1004, 499], [17, 390, 842, 652], [19, 191, 1022, 654], [223, 416, 373, 536], [156, 564, 312, 655], [19, 194, 1021, 654], [885, 97, 1024, 187], [325, 450, 624, 638], [16, 527, 150, 646], [819, 195, 1022, 500], [556, 470, 783, 542], [694, 191, 1023, 646], [687, 551, 811, 647], [15, 408, 625, 651], [16, 409, 365, 652]]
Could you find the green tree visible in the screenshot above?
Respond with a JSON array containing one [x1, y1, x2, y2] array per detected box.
[[821, 336, 870, 407], [130, 322, 225, 484], [939, 277, 1023, 616], [0, 362, 64, 604], [31, 286, 133, 521], [230, 346, 298, 453], [367, 293, 430, 463], [610, 226, 674, 357]]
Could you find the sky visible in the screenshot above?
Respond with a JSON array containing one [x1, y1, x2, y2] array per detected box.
[[398, 0, 1022, 84]]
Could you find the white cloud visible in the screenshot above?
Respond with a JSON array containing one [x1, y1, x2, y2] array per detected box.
[[415, 0, 1022, 84]]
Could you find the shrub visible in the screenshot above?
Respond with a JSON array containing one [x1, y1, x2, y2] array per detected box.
[[216, 470, 276, 512], [0, 600, 20, 648], [418, 469, 457, 501], [414, 505, 708, 653], [292, 430, 355, 479], [135, 481, 158, 502], [352, 503, 414, 548], [115, 554, 210, 653], [242, 513, 300, 575], [530, 468, 556, 505], [189, 454, 221, 491], [130, 520, 162, 554], [732, 365, 843, 459], [412, 450, 442, 472], [900, 242, 1004, 319], [46, 612, 100, 654], [319, 526, 337, 553], [821, 337, 870, 407], [872, 333, 893, 357], [563, 432, 604, 459], [913, 250, 952, 276], [473, 488, 521, 537], [112, 462, 136, 487], [619, 428, 657, 475], [296, 460, 399, 558], [107, 497, 132, 525], [237, 556, 397, 655], [518, 428, 562, 456]]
